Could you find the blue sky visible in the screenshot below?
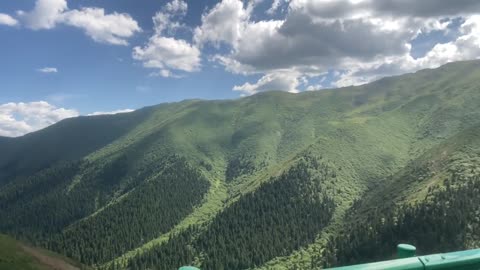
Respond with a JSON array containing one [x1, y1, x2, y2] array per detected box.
[[0, 0, 246, 114], [1, 0, 480, 136]]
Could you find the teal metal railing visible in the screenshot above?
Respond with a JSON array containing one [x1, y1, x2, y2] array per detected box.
[[326, 244, 480, 270], [178, 245, 480, 270]]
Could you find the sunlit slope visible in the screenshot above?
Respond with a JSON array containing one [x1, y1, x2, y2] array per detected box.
[[0, 60, 480, 269], [358, 123, 480, 211], [315, 123, 480, 268]]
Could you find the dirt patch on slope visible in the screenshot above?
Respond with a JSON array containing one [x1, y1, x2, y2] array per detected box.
[[19, 244, 80, 270]]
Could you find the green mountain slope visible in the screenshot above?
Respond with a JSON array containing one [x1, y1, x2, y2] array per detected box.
[[0, 233, 85, 270], [0, 60, 480, 269], [318, 123, 480, 268], [0, 108, 154, 185]]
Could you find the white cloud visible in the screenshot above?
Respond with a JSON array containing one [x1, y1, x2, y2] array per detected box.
[[331, 15, 480, 87], [216, 9, 414, 74], [418, 15, 480, 64], [17, 0, 67, 30], [288, 0, 480, 19], [133, 0, 200, 77], [233, 71, 300, 95], [0, 101, 135, 137], [62, 8, 141, 45], [8, 0, 480, 91], [88, 109, 134, 116], [266, 0, 289, 15], [165, 0, 188, 15], [0, 101, 78, 137], [17, 0, 140, 45], [369, 0, 480, 17], [152, 12, 171, 34], [195, 0, 480, 92], [37, 67, 58, 73], [194, 0, 248, 47], [152, 0, 188, 35], [133, 36, 201, 73], [0, 13, 19, 26], [305, 76, 327, 91], [306, 84, 323, 91]]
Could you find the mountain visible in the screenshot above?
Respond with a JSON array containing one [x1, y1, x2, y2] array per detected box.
[[0, 60, 480, 269], [0, 108, 154, 185], [0, 233, 86, 270]]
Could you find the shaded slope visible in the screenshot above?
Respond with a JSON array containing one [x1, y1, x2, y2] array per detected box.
[[0, 107, 154, 184], [0, 234, 85, 270], [127, 155, 336, 270], [51, 156, 210, 265]]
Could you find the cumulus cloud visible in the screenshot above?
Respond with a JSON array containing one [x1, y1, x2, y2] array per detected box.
[[266, 0, 289, 15], [8, 0, 480, 92], [306, 85, 323, 91], [195, 0, 480, 94], [368, 0, 480, 17], [133, 0, 200, 77], [165, 0, 188, 15], [194, 0, 249, 47], [17, 0, 67, 29], [0, 101, 78, 137], [0, 102, 136, 136], [288, 0, 480, 19], [0, 13, 19, 26], [236, 17, 411, 71], [153, 0, 188, 35], [37, 67, 58, 73], [61, 8, 141, 45], [332, 15, 480, 87], [133, 36, 200, 75], [87, 109, 134, 116], [17, 0, 140, 45], [207, 1, 416, 73], [233, 71, 300, 95]]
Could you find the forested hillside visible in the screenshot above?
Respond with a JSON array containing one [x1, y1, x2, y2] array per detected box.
[[319, 124, 480, 268], [0, 233, 86, 270], [1, 60, 480, 269], [127, 155, 336, 269], [0, 108, 154, 186]]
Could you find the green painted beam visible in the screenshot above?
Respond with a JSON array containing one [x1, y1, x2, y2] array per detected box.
[[420, 249, 480, 270], [325, 257, 424, 270], [178, 247, 480, 270], [326, 247, 480, 270]]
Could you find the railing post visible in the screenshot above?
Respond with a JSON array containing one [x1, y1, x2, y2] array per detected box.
[[397, 244, 417, 259]]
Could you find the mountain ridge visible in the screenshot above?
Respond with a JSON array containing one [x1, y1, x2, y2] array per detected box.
[[1, 60, 480, 269]]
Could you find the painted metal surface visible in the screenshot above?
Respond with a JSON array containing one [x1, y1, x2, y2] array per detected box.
[[326, 246, 480, 270]]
